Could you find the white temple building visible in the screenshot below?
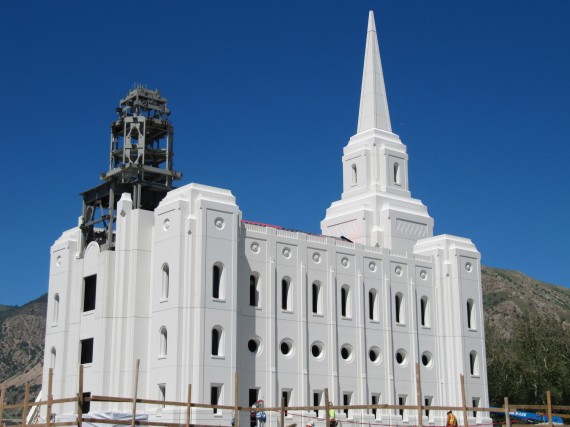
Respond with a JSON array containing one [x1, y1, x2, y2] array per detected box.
[[42, 11, 490, 427]]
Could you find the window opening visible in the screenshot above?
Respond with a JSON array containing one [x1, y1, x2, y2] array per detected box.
[[313, 390, 323, 417], [213, 264, 223, 299], [394, 162, 401, 185], [212, 327, 223, 356], [82, 392, 91, 414], [281, 390, 291, 416], [161, 264, 169, 300], [83, 275, 96, 312], [371, 394, 381, 419], [50, 347, 56, 371], [424, 397, 432, 418], [343, 392, 352, 418], [53, 294, 60, 324], [420, 296, 430, 327], [467, 299, 476, 329], [312, 282, 322, 315], [281, 278, 291, 311], [395, 293, 404, 324], [249, 389, 259, 427], [398, 395, 407, 419], [158, 384, 166, 408], [351, 164, 357, 186], [80, 338, 94, 364], [470, 351, 479, 376], [159, 327, 167, 357], [472, 398, 480, 418], [250, 274, 259, 307], [341, 286, 351, 318], [369, 290, 378, 321], [211, 385, 222, 414]]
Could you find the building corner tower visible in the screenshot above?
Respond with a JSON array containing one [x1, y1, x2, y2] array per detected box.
[[321, 11, 433, 254]]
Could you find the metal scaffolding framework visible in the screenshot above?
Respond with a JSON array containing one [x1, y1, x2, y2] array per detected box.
[[80, 86, 181, 254]]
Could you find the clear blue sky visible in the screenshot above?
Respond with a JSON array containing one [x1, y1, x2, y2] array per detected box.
[[1, 1, 568, 306]]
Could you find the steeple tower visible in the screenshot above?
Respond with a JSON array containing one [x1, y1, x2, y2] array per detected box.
[[321, 11, 433, 253], [357, 11, 391, 133]]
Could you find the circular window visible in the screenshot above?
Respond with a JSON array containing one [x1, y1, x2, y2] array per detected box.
[[311, 342, 325, 359], [250, 242, 260, 253], [421, 351, 433, 368], [395, 349, 408, 366], [214, 217, 225, 229], [280, 339, 294, 357], [248, 337, 261, 354], [369, 262, 376, 272], [369, 347, 382, 364], [465, 262, 473, 272], [395, 266, 402, 276], [340, 344, 353, 361]]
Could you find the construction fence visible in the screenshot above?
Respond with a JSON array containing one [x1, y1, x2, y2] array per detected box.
[[1, 363, 569, 427]]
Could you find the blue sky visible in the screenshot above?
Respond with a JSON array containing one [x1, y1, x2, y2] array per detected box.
[[0, 1, 568, 306]]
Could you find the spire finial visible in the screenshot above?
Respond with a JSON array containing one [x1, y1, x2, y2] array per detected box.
[[357, 10, 392, 133]]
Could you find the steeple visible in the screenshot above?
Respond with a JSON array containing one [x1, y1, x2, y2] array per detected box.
[[357, 11, 391, 133], [321, 11, 433, 252]]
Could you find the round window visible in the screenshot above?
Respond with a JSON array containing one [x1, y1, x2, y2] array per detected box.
[[280, 339, 294, 357], [340, 344, 353, 361], [248, 337, 261, 354], [311, 342, 325, 359], [421, 351, 433, 368], [369, 347, 382, 364], [395, 349, 408, 366]]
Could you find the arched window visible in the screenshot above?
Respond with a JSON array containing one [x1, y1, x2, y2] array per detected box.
[[467, 299, 476, 330], [312, 281, 322, 315], [395, 293, 405, 324], [159, 327, 168, 357], [161, 264, 169, 300], [212, 263, 224, 299], [341, 285, 351, 318], [53, 294, 60, 325], [351, 164, 358, 186], [50, 347, 56, 371], [470, 351, 479, 376], [212, 326, 223, 356], [394, 162, 401, 185], [249, 274, 259, 307], [369, 290, 379, 321], [420, 296, 430, 327], [281, 278, 292, 311]]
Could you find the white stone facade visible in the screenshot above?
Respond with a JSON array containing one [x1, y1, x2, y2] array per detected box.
[[42, 11, 489, 427]]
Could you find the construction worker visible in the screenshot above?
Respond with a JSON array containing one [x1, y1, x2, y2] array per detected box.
[[446, 411, 458, 427], [329, 402, 337, 427]]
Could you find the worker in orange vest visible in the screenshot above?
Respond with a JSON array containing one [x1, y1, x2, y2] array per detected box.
[[446, 411, 458, 427]]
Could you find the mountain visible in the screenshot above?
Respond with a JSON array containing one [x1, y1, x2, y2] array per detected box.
[[0, 294, 46, 404], [0, 267, 568, 406]]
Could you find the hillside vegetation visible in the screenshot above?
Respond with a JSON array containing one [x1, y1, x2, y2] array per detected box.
[[0, 267, 569, 407]]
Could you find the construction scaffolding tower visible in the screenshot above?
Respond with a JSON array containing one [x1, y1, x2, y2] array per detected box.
[[80, 85, 181, 254]]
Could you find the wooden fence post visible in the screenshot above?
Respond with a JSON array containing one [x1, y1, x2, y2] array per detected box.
[[280, 396, 285, 427], [504, 397, 511, 427], [234, 371, 239, 427], [460, 374, 469, 427], [77, 365, 84, 427], [21, 383, 30, 427], [0, 383, 6, 427], [185, 384, 192, 427], [47, 368, 53, 427], [131, 359, 140, 427], [324, 388, 330, 427], [547, 390, 553, 427], [416, 363, 423, 427]]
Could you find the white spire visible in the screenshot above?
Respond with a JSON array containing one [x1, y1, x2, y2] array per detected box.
[[357, 11, 392, 133]]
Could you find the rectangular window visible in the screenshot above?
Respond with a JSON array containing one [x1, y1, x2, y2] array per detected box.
[[82, 392, 91, 414], [80, 338, 94, 364], [313, 390, 323, 417], [424, 396, 432, 418], [343, 392, 352, 419], [249, 388, 259, 427], [211, 384, 222, 414], [398, 395, 407, 420], [472, 397, 480, 418], [83, 275, 96, 312], [371, 393, 381, 419], [159, 384, 166, 408], [281, 389, 291, 416]]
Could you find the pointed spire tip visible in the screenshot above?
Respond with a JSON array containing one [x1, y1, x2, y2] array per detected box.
[[367, 10, 376, 33]]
